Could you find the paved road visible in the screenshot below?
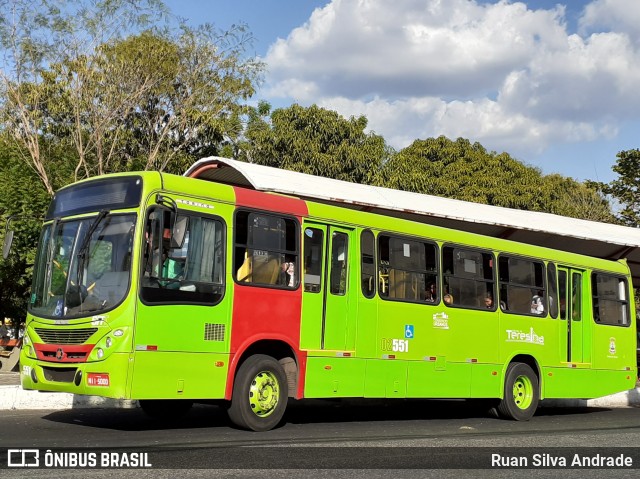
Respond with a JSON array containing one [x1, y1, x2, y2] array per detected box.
[[1, 398, 639, 478]]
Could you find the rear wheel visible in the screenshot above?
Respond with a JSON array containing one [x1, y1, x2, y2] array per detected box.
[[227, 355, 288, 431], [496, 362, 539, 421]]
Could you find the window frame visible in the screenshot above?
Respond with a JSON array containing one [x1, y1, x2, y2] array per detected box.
[[497, 254, 547, 317], [232, 208, 300, 291], [591, 271, 631, 327], [360, 229, 376, 299], [441, 244, 496, 311], [546, 262, 559, 319], [329, 230, 349, 296], [303, 226, 324, 294], [377, 231, 439, 305], [140, 206, 227, 306]]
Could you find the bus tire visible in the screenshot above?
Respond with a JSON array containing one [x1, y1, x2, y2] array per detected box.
[[139, 399, 193, 419], [497, 362, 539, 421], [227, 354, 288, 432]]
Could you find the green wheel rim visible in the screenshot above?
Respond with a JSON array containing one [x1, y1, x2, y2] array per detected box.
[[248, 370, 280, 418], [512, 375, 534, 410]]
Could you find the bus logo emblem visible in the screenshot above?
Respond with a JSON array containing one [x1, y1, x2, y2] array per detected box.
[[609, 338, 616, 355], [432, 312, 449, 330], [56, 348, 64, 361]]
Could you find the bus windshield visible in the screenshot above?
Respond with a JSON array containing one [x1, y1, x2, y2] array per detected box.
[[29, 213, 136, 318]]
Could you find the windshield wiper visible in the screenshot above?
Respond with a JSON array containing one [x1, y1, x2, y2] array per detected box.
[[71, 210, 110, 308]]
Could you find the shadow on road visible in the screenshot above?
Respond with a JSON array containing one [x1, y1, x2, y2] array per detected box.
[[40, 398, 611, 432]]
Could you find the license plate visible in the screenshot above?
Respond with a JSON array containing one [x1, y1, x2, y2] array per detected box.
[[87, 373, 110, 387]]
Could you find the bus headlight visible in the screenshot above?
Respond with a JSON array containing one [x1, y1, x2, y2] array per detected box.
[[105, 337, 112, 348], [96, 348, 104, 359]]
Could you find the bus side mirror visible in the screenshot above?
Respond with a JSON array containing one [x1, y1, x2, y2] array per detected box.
[[3, 230, 14, 259]]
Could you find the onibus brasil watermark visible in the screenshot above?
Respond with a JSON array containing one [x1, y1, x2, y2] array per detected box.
[[7, 449, 151, 468]]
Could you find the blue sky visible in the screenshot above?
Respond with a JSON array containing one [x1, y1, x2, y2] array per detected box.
[[167, 0, 640, 184]]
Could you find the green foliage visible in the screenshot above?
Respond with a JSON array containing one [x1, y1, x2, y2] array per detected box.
[[242, 104, 391, 184], [541, 174, 615, 223], [0, 0, 168, 194], [0, 135, 50, 323], [1, 1, 263, 189], [593, 149, 640, 227], [375, 136, 613, 221]]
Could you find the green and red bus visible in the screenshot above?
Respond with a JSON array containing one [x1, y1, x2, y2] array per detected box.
[[16, 157, 637, 431]]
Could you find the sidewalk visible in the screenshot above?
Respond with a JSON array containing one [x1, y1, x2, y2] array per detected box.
[[1, 371, 639, 411], [0, 372, 136, 410]]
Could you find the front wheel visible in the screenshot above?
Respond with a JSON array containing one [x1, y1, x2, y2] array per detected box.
[[227, 355, 288, 431], [496, 362, 539, 421]]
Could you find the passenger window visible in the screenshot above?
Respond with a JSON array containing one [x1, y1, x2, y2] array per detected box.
[[442, 246, 495, 310], [361, 230, 376, 298], [330, 232, 348, 295], [559, 270, 567, 320], [303, 228, 323, 293], [141, 207, 225, 305], [234, 211, 299, 289], [547, 262, 559, 318], [378, 235, 437, 304], [498, 256, 546, 316], [592, 273, 629, 326]]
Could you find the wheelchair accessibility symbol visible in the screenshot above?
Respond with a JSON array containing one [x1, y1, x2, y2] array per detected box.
[[405, 324, 414, 339]]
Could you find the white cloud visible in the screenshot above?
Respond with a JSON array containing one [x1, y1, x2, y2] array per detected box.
[[262, 0, 640, 158], [579, 0, 640, 42]]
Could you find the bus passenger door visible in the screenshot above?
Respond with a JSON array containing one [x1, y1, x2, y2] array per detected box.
[[300, 223, 352, 351], [558, 267, 584, 363]]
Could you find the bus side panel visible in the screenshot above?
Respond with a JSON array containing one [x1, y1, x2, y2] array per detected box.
[[591, 323, 636, 371], [406, 361, 472, 397], [469, 363, 502, 397], [540, 367, 633, 399], [303, 357, 366, 397], [229, 286, 302, 358], [364, 359, 408, 398], [130, 352, 229, 399]]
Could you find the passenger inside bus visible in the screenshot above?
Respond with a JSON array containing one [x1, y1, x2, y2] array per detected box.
[[484, 292, 494, 309], [531, 290, 544, 314], [144, 225, 184, 287], [425, 282, 437, 303]]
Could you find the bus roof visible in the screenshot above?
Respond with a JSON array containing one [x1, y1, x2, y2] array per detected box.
[[185, 156, 640, 287]]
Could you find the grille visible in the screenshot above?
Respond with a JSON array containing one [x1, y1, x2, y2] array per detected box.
[[204, 323, 225, 342], [42, 367, 77, 383], [35, 328, 98, 344]]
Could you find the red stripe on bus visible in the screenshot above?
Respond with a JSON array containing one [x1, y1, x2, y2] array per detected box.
[[233, 187, 308, 217], [227, 188, 308, 399], [33, 343, 94, 363]]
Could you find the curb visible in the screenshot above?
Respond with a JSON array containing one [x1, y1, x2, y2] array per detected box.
[[1, 384, 639, 411], [0, 385, 137, 410]]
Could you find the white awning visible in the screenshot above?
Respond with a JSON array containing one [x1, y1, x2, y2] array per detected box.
[[185, 156, 640, 287]]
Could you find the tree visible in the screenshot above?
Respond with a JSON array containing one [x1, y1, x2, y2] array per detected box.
[[0, 0, 167, 194], [104, 26, 263, 175], [241, 104, 391, 184], [375, 136, 614, 221], [0, 135, 50, 325], [541, 174, 615, 223], [591, 149, 640, 227], [1, 1, 263, 191]]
